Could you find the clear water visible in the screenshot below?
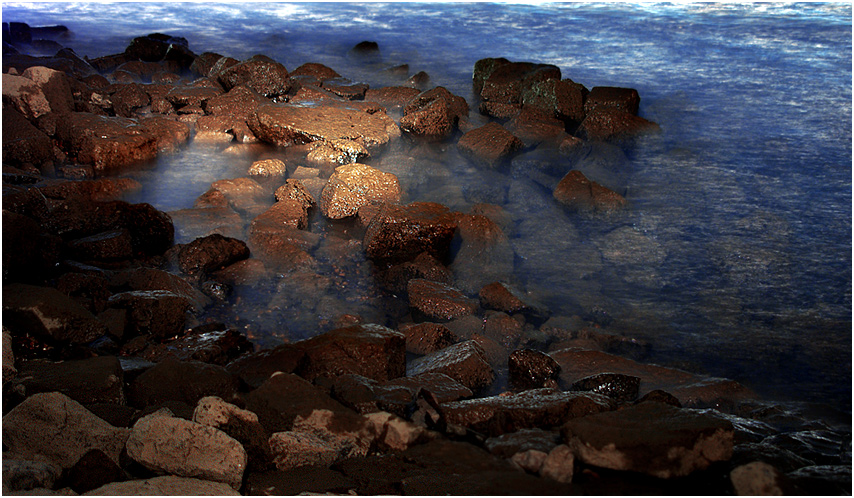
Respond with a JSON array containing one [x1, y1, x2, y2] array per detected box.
[[4, 2, 851, 415]]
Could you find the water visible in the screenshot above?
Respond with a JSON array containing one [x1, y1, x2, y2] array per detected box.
[[4, 2, 851, 416]]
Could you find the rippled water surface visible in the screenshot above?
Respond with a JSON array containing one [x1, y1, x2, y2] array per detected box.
[[5, 2, 851, 415]]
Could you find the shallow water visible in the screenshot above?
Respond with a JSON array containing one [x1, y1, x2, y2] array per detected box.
[[4, 2, 851, 416]]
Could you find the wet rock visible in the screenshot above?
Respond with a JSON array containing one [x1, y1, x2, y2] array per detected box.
[[484, 427, 561, 459], [204, 83, 265, 117], [203, 176, 267, 214], [293, 323, 406, 382], [481, 311, 524, 350], [407, 340, 495, 392], [575, 106, 660, 142], [165, 85, 221, 109], [400, 86, 468, 137], [218, 57, 291, 98], [55, 112, 158, 173], [562, 401, 734, 478], [245, 465, 355, 495], [274, 179, 315, 210], [178, 233, 250, 276], [252, 198, 309, 233], [2, 392, 130, 469], [375, 251, 453, 294], [442, 388, 613, 438], [128, 356, 241, 409], [363, 202, 458, 264], [553, 169, 627, 211], [3, 73, 52, 120], [110, 82, 149, 117], [508, 349, 561, 389], [244, 372, 361, 433], [457, 122, 524, 167], [2, 459, 62, 493], [126, 409, 247, 490], [290, 62, 341, 80], [399, 322, 457, 355], [106, 290, 189, 339], [3, 283, 108, 344], [584, 86, 641, 116], [193, 396, 272, 472], [3, 209, 63, 284], [248, 158, 287, 178], [65, 449, 125, 494], [450, 213, 515, 294], [306, 138, 370, 166], [479, 281, 541, 317], [68, 229, 134, 262], [570, 372, 641, 402], [13, 355, 123, 405], [520, 78, 588, 125], [84, 475, 240, 496], [2, 107, 55, 166], [349, 40, 380, 59], [474, 58, 561, 108], [730, 461, 792, 495], [125, 33, 191, 63], [110, 267, 208, 312], [365, 85, 422, 110], [268, 429, 353, 470], [762, 430, 850, 466], [249, 103, 400, 153], [505, 106, 567, 147], [322, 78, 369, 100], [408, 279, 478, 322], [137, 323, 252, 365], [787, 465, 852, 495], [330, 374, 413, 416], [319, 163, 401, 219]]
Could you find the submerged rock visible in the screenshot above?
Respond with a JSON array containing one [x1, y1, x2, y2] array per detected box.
[[178, 233, 250, 276], [457, 122, 524, 167], [553, 169, 627, 211]]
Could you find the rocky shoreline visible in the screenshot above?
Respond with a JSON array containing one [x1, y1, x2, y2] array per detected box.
[[2, 23, 851, 495]]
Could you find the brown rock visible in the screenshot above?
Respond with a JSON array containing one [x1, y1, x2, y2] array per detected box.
[[128, 356, 241, 409], [584, 86, 641, 116], [2, 107, 54, 166], [521, 78, 588, 124], [322, 78, 369, 100], [139, 324, 252, 365], [85, 475, 240, 495], [407, 340, 495, 392], [408, 279, 478, 322], [508, 349, 561, 389], [450, 212, 515, 294], [249, 103, 400, 153], [293, 324, 406, 382], [2, 73, 51, 119], [553, 169, 627, 211], [365, 86, 422, 110], [505, 106, 567, 147], [110, 267, 209, 312], [306, 138, 370, 166], [290, 62, 341, 80], [562, 401, 734, 478], [375, 251, 453, 294], [66, 449, 124, 494], [399, 322, 457, 355], [204, 84, 266, 118], [248, 158, 287, 177], [14, 355, 124, 405], [55, 112, 158, 173], [218, 58, 291, 98], [178, 234, 250, 276], [204, 176, 267, 213], [363, 202, 458, 264], [106, 290, 189, 339], [3, 210, 62, 283], [3, 283, 108, 344], [457, 122, 524, 167], [570, 372, 641, 402], [251, 199, 309, 231], [319, 163, 401, 219], [475, 58, 561, 109], [165, 85, 222, 109], [193, 396, 273, 472], [111, 82, 149, 117], [68, 229, 134, 261], [274, 179, 315, 210], [400, 86, 469, 137], [575, 106, 660, 142]]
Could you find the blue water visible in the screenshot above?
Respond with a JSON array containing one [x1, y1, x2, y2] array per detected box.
[[4, 2, 851, 414]]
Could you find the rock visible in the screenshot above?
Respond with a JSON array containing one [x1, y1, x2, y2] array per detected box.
[[290, 62, 341, 80], [553, 169, 627, 211], [248, 158, 287, 177], [251, 198, 308, 231], [505, 106, 567, 147], [244, 466, 355, 495], [2, 459, 62, 493], [520, 78, 587, 124], [2, 107, 54, 166], [292, 323, 406, 382], [786, 465, 852, 495], [268, 430, 351, 470], [249, 103, 400, 153], [125, 33, 191, 63], [449, 213, 515, 294], [225, 343, 306, 389], [204, 84, 266, 118], [3, 328, 17, 383], [399, 322, 457, 355], [111, 82, 149, 117], [407, 340, 495, 392], [508, 349, 561, 389], [2, 210, 62, 283], [364, 410, 430, 451], [13, 355, 124, 405], [584, 86, 641, 115], [110, 267, 209, 312], [731, 461, 792, 495], [3, 283, 108, 344], [65, 449, 124, 494], [128, 356, 241, 409], [136, 323, 252, 365], [570, 372, 641, 402], [363, 202, 458, 264], [306, 138, 370, 166], [274, 179, 315, 210], [203, 176, 267, 213], [55, 112, 159, 173], [540, 444, 575, 483], [3, 73, 52, 119], [106, 290, 189, 339], [400, 86, 468, 137], [2, 392, 130, 469], [479, 281, 542, 317], [365, 86, 422, 110], [178, 233, 250, 276], [457, 122, 524, 167], [575, 106, 660, 142], [322, 78, 369, 100], [562, 401, 734, 478], [218, 58, 291, 98], [442, 388, 613, 438], [319, 163, 401, 219], [375, 252, 454, 294], [408, 279, 478, 322], [127, 409, 247, 489], [68, 229, 134, 262], [474, 58, 561, 107], [193, 396, 272, 471], [84, 475, 240, 496], [484, 427, 561, 459], [244, 373, 361, 433]]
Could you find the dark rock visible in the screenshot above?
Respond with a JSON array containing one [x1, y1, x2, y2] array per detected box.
[[84, 402, 138, 428], [787, 465, 852, 495], [138, 324, 253, 365], [474, 58, 561, 112], [408, 279, 478, 322], [218, 58, 291, 98], [570, 372, 641, 402], [14, 355, 124, 405], [584, 86, 640, 116], [399, 322, 457, 355], [400, 86, 469, 137], [330, 374, 413, 417], [457, 122, 524, 167], [350, 40, 380, 59], [293, 323, 406, 382], [68, 229, 135, 262], [484, 427, 562, 459], [290, 62, 342, 81], [508, 349, 561, 389], [2, 210, 62, 283], [66, 449, 125, 494], [322, 78, 369, 100], [575, 106, 660, 142], [637, 389, 682, 407], [449, 213, 516, 294], [55, 112, 158, 173], [363, 202, 458, 265], [2, 458, 62, 493], [562, 401, 734, 478], [553, 169, 627, 211], [3, 283, 108, 344], [190, 52, 225, 77], [505, 106, 567, 147], [110, 267, 208, 312], [407, 340, 494, 392], [111, 82, 150, 117], [178, 233, 250, 276], [375, 251, 453, 295], [521, 78, 588, 124], [56, 272, 111, 314], [106, 290, 189, 339], [246, 466, 356, 495], [365, 86, 422, 110], [762, 430, 850, 466], [125, 33, 189, 63], [479, 281, 541, 316], [2, 106, 54, 166], [385, 372, 473, 403], [442, 388, 612, 438], [249, 103, 400, 153], [128, 356, 241, 409], [226, 343, 306, 390]]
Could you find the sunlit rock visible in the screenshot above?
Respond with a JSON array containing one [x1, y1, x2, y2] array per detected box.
[[193, 396, 273, 472], [320, 163, 401, 219], [217, 57, 291, 98]]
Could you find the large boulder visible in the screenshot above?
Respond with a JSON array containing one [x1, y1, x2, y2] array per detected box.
[[106, 290, 189, 339], [584, 86, 640, 115], [249, 103, 400, 153], [2, 392, 130, 469], [178, 234, 250, 276], [2, 73, 52, 120], [363, 202, 458, 264], [400, 86, 469, 137], [2, 107, 54, 166], [520, 78, 588, 125], [126, 409, 247, 490], [575, 106, 660, 142], [319, 163, 401, 219], [562, 401, 734, 478], [193, 396, 273, 471]]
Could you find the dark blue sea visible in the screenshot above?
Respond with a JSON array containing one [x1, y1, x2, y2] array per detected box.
[[4, 2, 851, 417]]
